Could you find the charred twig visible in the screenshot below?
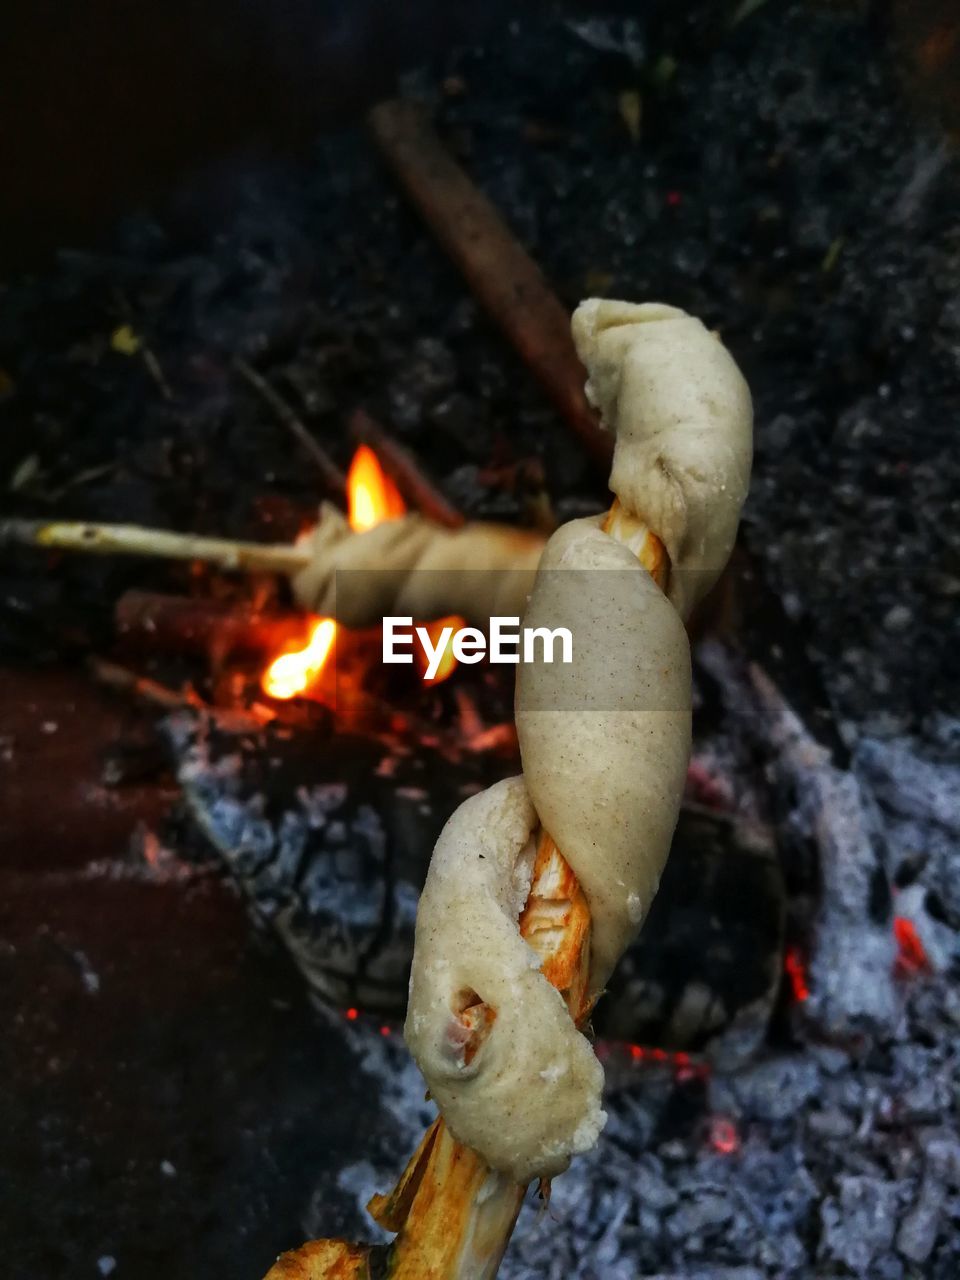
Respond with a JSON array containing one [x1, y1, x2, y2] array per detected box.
[[698, 643, 900, 1040], [232, 356, 347, 497], [367, 100, 613, 471], [88, 657, 271, 733], [90, 656, 194, 712], [349, 410, 464, 529]]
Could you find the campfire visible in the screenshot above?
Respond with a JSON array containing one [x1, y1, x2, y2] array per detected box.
[[259, 443, 464, 701], [3, 4, 959, 1280]]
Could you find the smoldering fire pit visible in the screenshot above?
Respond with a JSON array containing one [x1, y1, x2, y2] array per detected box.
[[2, 3, 959, 1279]]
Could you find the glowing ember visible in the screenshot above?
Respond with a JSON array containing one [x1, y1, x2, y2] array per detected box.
[[708, 1116, 740, 1155], [784, 944, 810, 1002], [345, 1007, 359, 1021], [893, 916, 931, 978], [347, 443, 406, 531], [418, 615, 466, 685], [626, 1043, 709, 1081], [261, 617, 336, 700]]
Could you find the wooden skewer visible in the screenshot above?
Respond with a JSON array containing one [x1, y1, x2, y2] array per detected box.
[[0, 517, 313, 576], [265, 505, 667, 1279]]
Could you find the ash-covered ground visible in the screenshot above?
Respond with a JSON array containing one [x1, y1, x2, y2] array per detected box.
[[2, 3, 959, 1278]]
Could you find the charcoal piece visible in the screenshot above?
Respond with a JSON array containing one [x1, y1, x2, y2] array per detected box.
[[900, 1130, 960, 1260], [856, 735, 960, 927], [595, 808, 783, 1062], [170, 713, 784, 1051], [897, 1176, 944, 1266], [818, 1176, 904, 1277], [665, 1191, 734, 1239]]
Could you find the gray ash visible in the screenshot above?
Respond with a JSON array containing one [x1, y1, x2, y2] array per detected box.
[[165, 706, 508, 1011]]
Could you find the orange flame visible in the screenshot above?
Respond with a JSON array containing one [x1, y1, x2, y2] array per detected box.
[[347, 448, 461, 686], [262, 446, 463, 699], [417, 615, 466, 685], [261, 617, 336, 700], [348, 444, 406, 531]]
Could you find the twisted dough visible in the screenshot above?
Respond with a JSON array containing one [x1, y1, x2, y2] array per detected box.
[[572, 299, 753, 620], [405, 300, 752, 1184], [291, 505, 546, 629]]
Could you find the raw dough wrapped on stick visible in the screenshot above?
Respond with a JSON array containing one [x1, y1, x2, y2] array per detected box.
[[405, 300, 752, 1189]]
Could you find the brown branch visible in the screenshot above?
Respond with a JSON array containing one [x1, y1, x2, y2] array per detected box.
[[367, 100, 613, 472]]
